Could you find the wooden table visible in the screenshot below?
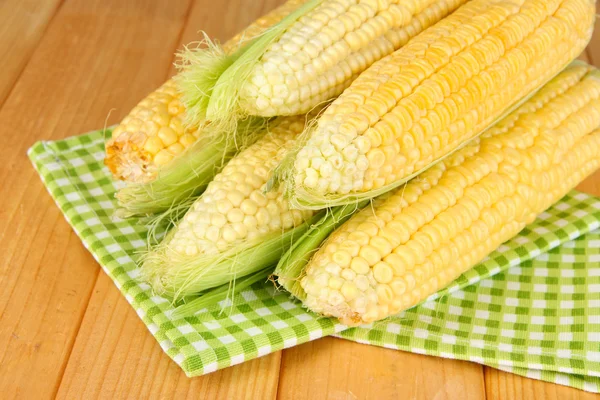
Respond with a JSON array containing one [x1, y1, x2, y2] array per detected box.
[[1, 1, 600, 399]]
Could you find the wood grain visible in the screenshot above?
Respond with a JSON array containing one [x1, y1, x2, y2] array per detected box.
[[485, 368, 599, 400], [586, 3, 600, 66], [0, 0, 62, 107], [0, 0, 192, 398], [56, 273, 281, 400], [277, 337, 486, 400]]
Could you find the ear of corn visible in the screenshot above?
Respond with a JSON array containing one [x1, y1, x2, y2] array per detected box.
[[141, 116, 318, 299], [284, 62, 600, 326], [281, 0, 596, 210], [104, 0, 306, 184], [114, 117, 267, 218], [275, 201, 369, 299], [177, 0, 469, 129]]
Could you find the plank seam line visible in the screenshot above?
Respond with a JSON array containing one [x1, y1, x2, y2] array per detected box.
[[482, 364, 489, 399], [273, 350, 284, 400], [50, 270, 102, 398], [0, 0, 65, 111]]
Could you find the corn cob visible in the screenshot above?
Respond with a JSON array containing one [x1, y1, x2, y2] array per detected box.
[[114, 118, 268, 218], [142, 116, 316, 298], [177, 0, 469, 127], [281, 0, 596, 209], [104, 0, 306, 183], [293, 62, 600, 326]]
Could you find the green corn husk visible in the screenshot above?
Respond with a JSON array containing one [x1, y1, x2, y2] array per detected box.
[[142, 211, 326, 302], [274, 201, 369, 300], [175, 0, 322, 131], [139, 113, 323, 306], [165, 202, 367, 314], [114, 117, 268, 219], [172, 267, 272, 318]]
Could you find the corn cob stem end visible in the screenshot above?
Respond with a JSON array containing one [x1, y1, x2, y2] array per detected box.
[[105, 131, 157, 182]]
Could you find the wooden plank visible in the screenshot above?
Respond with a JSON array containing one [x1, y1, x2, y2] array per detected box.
[[588, 4, 600, 66], [0, 0, 192, 398], [56, 273, 281, 399], [485, 368, 599, 400], [56, 1, 288, 397], [576, 170, 600, 197], [0, 0, 62, 107], [277, 337, 486, 400]]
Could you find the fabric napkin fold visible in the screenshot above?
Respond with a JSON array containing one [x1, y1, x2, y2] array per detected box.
[[28, 128, 600, 392]]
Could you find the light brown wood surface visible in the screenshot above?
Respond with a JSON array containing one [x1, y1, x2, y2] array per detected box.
[[0, 0, 62, 107], [1, 1, 599, 399]]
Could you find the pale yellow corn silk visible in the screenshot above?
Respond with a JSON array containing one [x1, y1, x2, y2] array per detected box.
[[104, 0, 305, 183], [298, 63, 600, 326], [283, 0, 596, 209], [141, 115, 316, 298], [177, 0, 469, 133]]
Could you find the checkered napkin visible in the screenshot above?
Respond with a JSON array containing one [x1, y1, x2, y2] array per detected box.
[[28, 128, 600, 392]]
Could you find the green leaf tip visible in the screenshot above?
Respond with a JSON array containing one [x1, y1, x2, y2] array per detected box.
[[175, 0, 323, 132]]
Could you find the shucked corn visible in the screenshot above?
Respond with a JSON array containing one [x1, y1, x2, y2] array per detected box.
[[236, 0, 468, 116], [178, 0, 468, 126], [104, 0, 305, 183], [142, 116, 316, 297], [167, 117, 314, 257], [285, 0, 596, 209], [298, 63, 600, 326]]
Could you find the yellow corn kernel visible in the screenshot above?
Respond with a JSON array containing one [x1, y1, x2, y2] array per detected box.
[[162, 116, 315, 257], [289, 0, 596, 209], [143, 136, 163, 155], [104, 0, 305, 183], [238, 0, 468, 117], [154, 149, 174, 167], [299, 63, 600, 326]]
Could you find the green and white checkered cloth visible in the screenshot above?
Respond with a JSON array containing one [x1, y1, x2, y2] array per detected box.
[[28, 128, 600, 393]]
